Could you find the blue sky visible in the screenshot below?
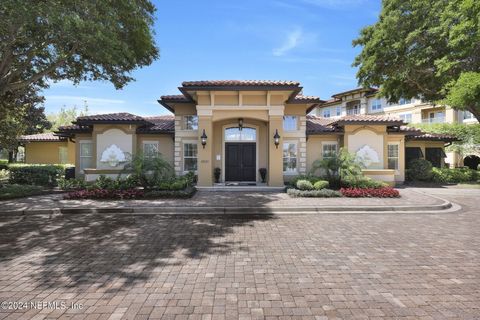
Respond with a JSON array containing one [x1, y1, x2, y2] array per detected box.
[[41, 0, 381, 117]]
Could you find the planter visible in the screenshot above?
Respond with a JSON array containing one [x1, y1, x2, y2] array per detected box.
[[259, 168, 267, 183]]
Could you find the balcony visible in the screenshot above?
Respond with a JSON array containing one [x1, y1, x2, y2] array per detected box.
[[422, 116, 445, 124], [346, 108, 360, 116]]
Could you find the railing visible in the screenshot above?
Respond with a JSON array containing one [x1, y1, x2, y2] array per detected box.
[[346, 109, 360, 116], [422, 116, 445, 124]]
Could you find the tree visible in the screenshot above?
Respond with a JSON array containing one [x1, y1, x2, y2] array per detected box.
[[353, 0, 480, 121], [48, 105, 89, 131], [0, 91, 51, 162], [0, 0, 159, 113]]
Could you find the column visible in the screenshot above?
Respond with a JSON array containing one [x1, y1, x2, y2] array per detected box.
[[268, 115, 284, 187], [197, 115, 213, 186]]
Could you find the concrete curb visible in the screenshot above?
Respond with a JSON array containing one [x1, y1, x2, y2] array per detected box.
[[0, 198, 460, 217]]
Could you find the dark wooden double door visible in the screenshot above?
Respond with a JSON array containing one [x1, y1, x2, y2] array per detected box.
[[225, 143, 256, 181]]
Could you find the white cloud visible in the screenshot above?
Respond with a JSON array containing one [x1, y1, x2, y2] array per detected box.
[[272, 27, 304, 56]]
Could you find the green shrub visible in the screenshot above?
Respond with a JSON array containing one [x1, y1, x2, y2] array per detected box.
[[313, 180, 329, 190], [431, 167, 479, 183], [8, 164, 69, 186], [0, 184, 45, 200], [296, 179, 314, 190], [0, 169, 9, 181], [57, 177, 88, 191], [93, 175, 138, 190], [287, 188, 342, 198], [341, 176, 388, 189], [288, 175, 323, 187], [407, 159, 433, 181], [0, 159, 8, 171]]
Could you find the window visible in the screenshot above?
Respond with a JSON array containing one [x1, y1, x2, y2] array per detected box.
[[183, 143, 198, 172], [388, 144, 399, 170], [323, 108, 331, 118], [79, 141, 93, 172], [336, 106, 342, 116], [399, 113, 412, 123], [184, 115, 198, 130], [398, 98, 412, 105], [371, 99, 383, 112], [464, 111, 474, 120], [59, 146, 68, 164], [322, 143, 338, 159], [283, 116, 297, 131], [283, 142, 297, 173], [143, 141, 159, 158], [224, 127, 256, 141]]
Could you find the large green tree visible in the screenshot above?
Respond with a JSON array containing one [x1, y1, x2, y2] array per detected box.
[[48, 105, 89, 131], [353, 0, 480, 121], [0, 91, 51, 162], [0, 0, 159, 113]]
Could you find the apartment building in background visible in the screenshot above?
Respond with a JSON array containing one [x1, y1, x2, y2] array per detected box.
[[312, 88, 479, 169]]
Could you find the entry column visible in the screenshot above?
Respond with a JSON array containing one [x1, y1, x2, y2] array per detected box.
[[197, 115, 213, 186], [268, 115, 284, 187]]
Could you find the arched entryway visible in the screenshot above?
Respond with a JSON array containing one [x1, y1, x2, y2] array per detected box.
[[464, 155, 480, 170]]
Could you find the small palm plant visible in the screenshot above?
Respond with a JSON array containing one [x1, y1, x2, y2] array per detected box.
[[309, 148, 364, 188], [121, 152, 174, 189]]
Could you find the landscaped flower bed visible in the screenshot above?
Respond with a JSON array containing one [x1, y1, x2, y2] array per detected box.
[[340, 187, 400, 198], [64, 188, 144, 200]]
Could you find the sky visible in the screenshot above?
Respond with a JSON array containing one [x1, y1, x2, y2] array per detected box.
[[41, 0, 381, 117]]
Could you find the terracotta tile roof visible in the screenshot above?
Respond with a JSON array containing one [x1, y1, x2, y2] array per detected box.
[[330, 114, 405, 125], [56, 124, 92, 133], [181, 80, 300, 87], [76, 112, 148, 124], [138, 115, 175, 133], [160, 95, 191, 102], [406, 132, 460, 142], [306, 115, 339, 134], [331, 87, 378, 98], [290, 95, 323, 103], [19, 132, 66, 142]]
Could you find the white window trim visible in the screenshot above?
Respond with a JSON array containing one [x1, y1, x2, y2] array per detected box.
[[322, 142, 338, 159], [79, 140, 93, 173], [183, 140, 198, 174], [283, 116, 298, 131], [387, 143, 400, 171], [283, 141, 298, 175]]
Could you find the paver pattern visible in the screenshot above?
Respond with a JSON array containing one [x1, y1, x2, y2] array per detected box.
[[0, 188, 479, 319]]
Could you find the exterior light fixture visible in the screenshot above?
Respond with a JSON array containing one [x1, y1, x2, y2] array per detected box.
[[201, 129, 208, 149], [273, 129, 280, 149], [238, 118, 244, 131]]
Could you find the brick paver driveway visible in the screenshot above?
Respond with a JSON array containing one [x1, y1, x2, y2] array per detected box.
[[0, 188, 479, 320]]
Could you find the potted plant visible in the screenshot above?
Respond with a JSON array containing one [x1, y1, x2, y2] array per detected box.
[[214, 167, 221, 183], [259, 168, 267, 183]]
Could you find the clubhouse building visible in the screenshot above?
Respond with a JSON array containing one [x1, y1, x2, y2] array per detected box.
[[19, 80, 457, 187]]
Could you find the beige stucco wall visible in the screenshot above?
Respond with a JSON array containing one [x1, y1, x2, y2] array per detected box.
[[137, 134, 174, 165], [344, 125, 386, 170], [95, 126, 134, 170], [387, 134, 405, 182], [24, 141, 73, 164], [306, 135, 341, 173]]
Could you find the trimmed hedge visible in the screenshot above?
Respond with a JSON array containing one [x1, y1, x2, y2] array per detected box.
[[313, 180, 329, 190], [341, 176, 388, 189], [406, 159, 433, 181], [0, 184, 46, 200], [287, 188, 342, 198], [431, 167, 479, 183], [296, 179, 314, 190], [144, 186, 197, 199], [0, 159, 8, 171], [8, 164, 71, 186]]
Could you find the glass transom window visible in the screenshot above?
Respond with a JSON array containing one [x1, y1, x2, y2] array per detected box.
[[224, 127, 256, 141]]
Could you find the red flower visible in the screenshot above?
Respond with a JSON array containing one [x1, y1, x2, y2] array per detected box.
[[340, 187, 400, 198]]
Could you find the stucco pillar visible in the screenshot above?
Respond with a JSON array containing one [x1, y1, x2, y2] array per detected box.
[[197, 115, 213, 186], [268, 115, 284, 187], [445, 106, 456, 123]]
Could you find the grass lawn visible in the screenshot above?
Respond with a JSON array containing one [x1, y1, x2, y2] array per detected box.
[[0, 184, 48, 200]]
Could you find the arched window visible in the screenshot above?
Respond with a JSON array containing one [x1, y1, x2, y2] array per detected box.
[[224, 127, 256, 141]]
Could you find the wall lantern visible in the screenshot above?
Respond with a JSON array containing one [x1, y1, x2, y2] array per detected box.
[[238, 118, 244, 131], [273, 129, 280, 149], [201, 129, 208, 149]]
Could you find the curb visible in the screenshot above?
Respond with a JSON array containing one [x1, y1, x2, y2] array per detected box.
[[0, 198, 460, 217]]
